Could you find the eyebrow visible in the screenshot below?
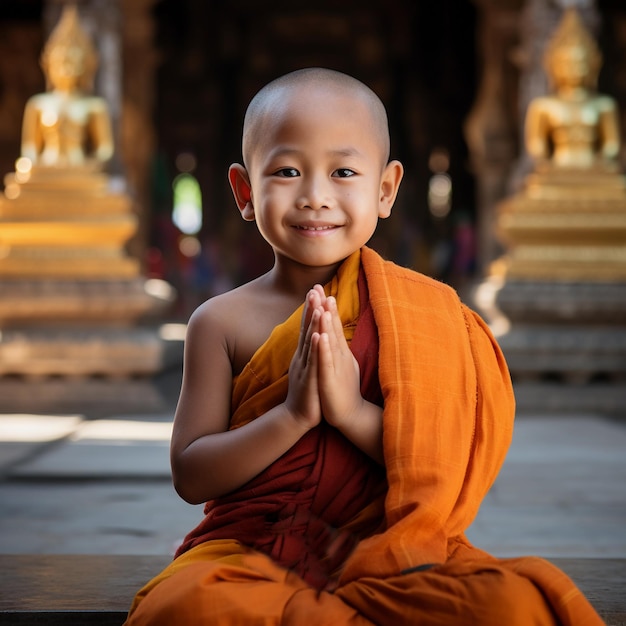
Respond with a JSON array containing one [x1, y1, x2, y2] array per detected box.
[[329, 147, 363, 158], [268, 146, 364, 159]]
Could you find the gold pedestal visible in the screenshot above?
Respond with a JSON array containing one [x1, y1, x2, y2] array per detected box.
[[494, 169, 626, 281], [479, 167, 626, 413], [0, 165, 139, 279], [0, 164, 177, 380]]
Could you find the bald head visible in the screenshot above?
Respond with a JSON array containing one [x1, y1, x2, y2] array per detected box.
[[241, 68, 391, 169]]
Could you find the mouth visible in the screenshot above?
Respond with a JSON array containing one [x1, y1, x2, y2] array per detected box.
[[293, 224, 338, 231]]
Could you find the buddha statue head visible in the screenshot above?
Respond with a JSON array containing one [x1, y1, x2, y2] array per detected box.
[[543, 8, 602, 94], [40, 4, 98, 93]]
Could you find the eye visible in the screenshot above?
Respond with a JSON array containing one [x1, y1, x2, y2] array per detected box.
[[274, 168, 300, 177], [333, 168, 356, 178]]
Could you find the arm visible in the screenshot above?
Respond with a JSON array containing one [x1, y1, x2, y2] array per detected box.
[[525, 99, 551, 162], [87, 100, 114, 163], [21, 99, 42, 162], [598, 97, 620, 162], [170, 294, 323, 504]]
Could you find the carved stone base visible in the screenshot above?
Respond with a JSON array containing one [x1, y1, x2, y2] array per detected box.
[[0, 277, 175, 325], [496, 325, 626, 382], [495, 280, 626, 325], [0, 327, 176, 377], [0, 376, 171, 415], [474, 277, 626, 414], [513, 380, 626, 416]]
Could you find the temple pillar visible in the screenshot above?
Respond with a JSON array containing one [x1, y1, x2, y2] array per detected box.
[[118, 0, 160, 261], [464, 0, 524, 275]]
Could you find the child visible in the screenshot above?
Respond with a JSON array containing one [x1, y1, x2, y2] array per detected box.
[[125, 68, 601, 625]]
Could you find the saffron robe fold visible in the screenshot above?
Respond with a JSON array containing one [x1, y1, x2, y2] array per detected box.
[[125, 247, 602, 626]]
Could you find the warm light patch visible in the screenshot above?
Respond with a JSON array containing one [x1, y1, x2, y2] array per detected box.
[[0, 415, 82, 442], [72, 420, 173, 442]]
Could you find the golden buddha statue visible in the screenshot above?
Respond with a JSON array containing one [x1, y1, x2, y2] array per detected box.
[[493, 8, 626, 281], [0, 5, 175, 381], [0, 4, 138, 280], [21, 4, 113, 169], [525, 8, 620, 173]]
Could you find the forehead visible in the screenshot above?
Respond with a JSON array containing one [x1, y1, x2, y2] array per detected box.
[[245, 84, 385, 164]]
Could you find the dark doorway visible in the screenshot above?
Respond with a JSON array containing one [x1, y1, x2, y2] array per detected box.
[[149, 0, 479, 313]]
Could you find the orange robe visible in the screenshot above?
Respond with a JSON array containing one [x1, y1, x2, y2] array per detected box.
[[124, 247, 602, 626]]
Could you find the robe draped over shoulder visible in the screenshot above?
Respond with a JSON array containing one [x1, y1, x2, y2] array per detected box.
[[124, 247, 603, 626]]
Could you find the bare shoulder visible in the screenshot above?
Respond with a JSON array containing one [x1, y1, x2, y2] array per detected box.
[[189, 275, 299, 375], [187, 281, 255, 350], [190, 276, 266, 333]]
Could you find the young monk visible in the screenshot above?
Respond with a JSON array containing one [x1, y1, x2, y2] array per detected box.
[[124, 68, 602, 625]]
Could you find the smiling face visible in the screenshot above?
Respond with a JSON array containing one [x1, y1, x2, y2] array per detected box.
[[229, 73, 403, 272]]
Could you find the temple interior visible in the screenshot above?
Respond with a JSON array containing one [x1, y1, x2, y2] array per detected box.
[[0, 1, 621, 295], [1, 0, 625, 408]]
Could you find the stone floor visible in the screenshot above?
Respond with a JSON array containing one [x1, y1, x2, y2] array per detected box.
[[0, 377, 624, 560]]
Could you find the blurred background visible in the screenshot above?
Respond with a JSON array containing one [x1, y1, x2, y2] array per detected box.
[[1, 0, 624, 318]]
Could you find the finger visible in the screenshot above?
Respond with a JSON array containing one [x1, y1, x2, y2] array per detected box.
[[313, 284, 326, 303], [308, 331, 321, 373], [319, 310, 338, 353], [325, 296, 342, 332], [319, 298, 342, 356], [306, 332, 322, 408], [296, 294, 311, 355], [317, 332, 334, 380], [297, 289, 320, 355], [290, 309, 321, 396], [307, 285, 325, 316], [328, 296, 350, 352]]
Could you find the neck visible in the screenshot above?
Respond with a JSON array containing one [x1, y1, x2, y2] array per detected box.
[[557, 85, 588, 101], [266, 254, 347, 298]]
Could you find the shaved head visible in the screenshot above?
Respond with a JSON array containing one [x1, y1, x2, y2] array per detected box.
[[241, 68, 391, 169]]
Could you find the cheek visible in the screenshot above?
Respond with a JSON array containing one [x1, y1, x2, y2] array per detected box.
[[259, 181, 292, 205], [254, 188, 289, 228], [343, 182, 377, 207]]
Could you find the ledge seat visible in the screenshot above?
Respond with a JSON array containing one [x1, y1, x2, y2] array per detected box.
[[0, 555, 623, 625]]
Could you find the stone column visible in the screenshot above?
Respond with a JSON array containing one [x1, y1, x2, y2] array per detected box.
[[464, 0, 523, 275], [119, 0, 159, 261]]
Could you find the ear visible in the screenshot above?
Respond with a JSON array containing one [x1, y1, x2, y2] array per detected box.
[[378, 160, 404, 219], [228, 163, 255, 221]]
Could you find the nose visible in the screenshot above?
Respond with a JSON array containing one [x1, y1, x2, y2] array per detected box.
[[295, 173, 331, 210]]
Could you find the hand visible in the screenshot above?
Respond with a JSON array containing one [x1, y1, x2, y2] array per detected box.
[[284, 286, 326, 430], [315, 294, 364, 431]]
